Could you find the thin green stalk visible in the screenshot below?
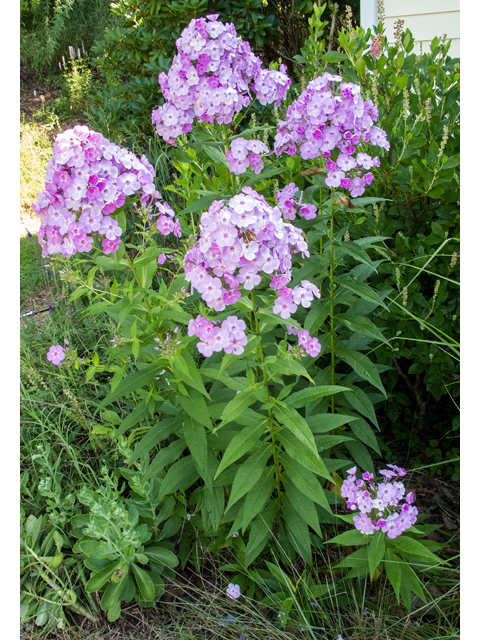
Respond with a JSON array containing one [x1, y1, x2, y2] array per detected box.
[[329, 196, 335, 413], [250, 290, 282, 506]]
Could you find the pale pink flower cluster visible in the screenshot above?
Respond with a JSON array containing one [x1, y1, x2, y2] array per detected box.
[[286, 325, 322, 357], [272, 280, 321, 320], [152, 15, 290, 144], [33, 125, 177, 258], [276, 183, 317, 221], [188, 315, 248, 357], [341, 466, 418, 539], [274, 73, 389, 197], [183, 187, 310, 313], [226, 137, 269, 175]]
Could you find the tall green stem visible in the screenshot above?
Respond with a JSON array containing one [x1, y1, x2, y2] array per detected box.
[[329, 197, 335, 413], [250, 290, 282, 506]]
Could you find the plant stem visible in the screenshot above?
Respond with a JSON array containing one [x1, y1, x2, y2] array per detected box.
[[329, 196, 335, 413]]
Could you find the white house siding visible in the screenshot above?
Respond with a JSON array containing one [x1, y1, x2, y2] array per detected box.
[[361, 0, 460, 58]]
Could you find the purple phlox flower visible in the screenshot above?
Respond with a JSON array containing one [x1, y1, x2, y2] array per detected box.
[[226, 583, 241, 600], [46, 345, 65, 366]]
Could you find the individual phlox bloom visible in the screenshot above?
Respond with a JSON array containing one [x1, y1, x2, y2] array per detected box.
[[46, 345, 66, 366], [353, 512, 377, 535], [274, 73, 389, 197], [226, 583, 241, 600]]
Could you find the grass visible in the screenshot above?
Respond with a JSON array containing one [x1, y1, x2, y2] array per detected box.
[[20, 234, 48, 307]]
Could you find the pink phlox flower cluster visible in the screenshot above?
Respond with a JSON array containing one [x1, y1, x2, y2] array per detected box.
[[286, 325, 322, 357], [154, 327, 182, 356], [33, 125, 176, 258], [272, 279, 321, 320], [226, 583, 241, 600], [276, 182, 317, 221], [183, 187, 309, 312], [226, 137, 269, 175], [154, 200, 182, 238], [341, 466, 418, 539], [152, 15, 291, 144], [188, 315, 248, 357], [274, 73, 389, 198]]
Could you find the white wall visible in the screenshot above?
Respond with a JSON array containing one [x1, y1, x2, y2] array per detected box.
[[361, 0, 460, 58]]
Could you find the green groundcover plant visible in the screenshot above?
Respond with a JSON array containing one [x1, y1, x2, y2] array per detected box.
[[27, 11, 456, 631]]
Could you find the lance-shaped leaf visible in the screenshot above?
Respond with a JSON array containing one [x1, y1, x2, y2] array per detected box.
[[336, 345, 387, 397], [276, 430, 332, 481], [216, 386, 258, 430], [183, 416, 208, 479], [225, 445, 271, 511], [214, 420, 268, 479], [273, 403, 317, 457], [177, 387, 212, 431], [242, 466, 275, 532], [280, 454, 332, 513], [285, 385, 351, 409]]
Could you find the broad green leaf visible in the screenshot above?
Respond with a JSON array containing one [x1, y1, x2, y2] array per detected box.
[[78, 540, 115, 560], [145, 440, 187, 481], [215, 420, 267, 478], [100, 574, 128, 611], [367, 531, 385, 579], [277, 431, 332, 481], [304, 299, 331, 334], [202, 146, 228, 167], [384, 549, 402, 600], [322, 51, 348, 63], [177, 388, 212, 431], [283, 476, 322, 537], [283, 495, 313, 565], [399, 562, 426, 612], [339, 384, 379, 428], [285, 385, 351, 409], [348, 416, 380, 454], [335, 277, 389, 310], [306, 412, 359, 433], [179, 193, 222, 216], [131, 417, 179, 462], [115, 399, 150, 438], [131, 563, 155, 602], [99, 363, 165, 410], [344, 440, 374, 473], [338, 241, 375, 269], [336, 345, 387, 397], [265, 561, 295, 590], [244, 500, 276, 567], [217, 386, 258, 429], [171, 352, 209, 398], [86, 561, 121, 593], [280, 454, 332, 513], [157, 455, 200, 501], [326, 529, 368, 546], [225, 445, 271, 511], [273, 403, 317, 456], [183, 416, 208, 479], [389, 536, 442, 564], [242, 466, 275, 532], [337, 313, 390, 345]]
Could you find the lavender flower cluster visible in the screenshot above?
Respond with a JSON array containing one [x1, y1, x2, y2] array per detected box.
[[183, 187, 314, 317], [152, 14, 290, 144], [276, 183, 317, 221], [188, 315, 248, 357], [286, 325, 322, 358], [274, 73, 390, 197], [226, 137, 269, 175], [32, 125, 178, 258], [341, 465, 418, 539]]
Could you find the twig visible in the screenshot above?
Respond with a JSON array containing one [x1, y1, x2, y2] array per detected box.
[[324, 2, 339, 68]]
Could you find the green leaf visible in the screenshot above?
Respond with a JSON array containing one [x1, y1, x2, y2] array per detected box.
[[225, 445, 271, 511], [183, 416, 208, 479], [78, 540, 115, 560], [179, 193, 222, 216], [348, 416, 380, 454], [283, 476, 322, 537], [280, 454, 332, 513], [336, 346, 387, 397], [283, 495, 313, 565], [322, 51, 348, 63], [131, 563, 155, 602], [86, 561, 122, 593], [202, 146, 228, 168], [217, 386, 258, 430], [337, 314, 390, 345], [115, 399, 150, 438], [339, 384, 379, 428], [131, 417, 179, 462], [326, 529, 368, 546], [100, 574, 128, 611], [242, 466, 275, 532], [306, 412, 359, 433], [171, 352, 209, 398], [285, 385, 351, 409], [244, 500, 276, 567], [99, 363, 165, 410], [399, 562, 427, 612], [145, 439, 187, 481], [215, 420, 267, 478], [367, 531, 385, 579], [143, 546, 179, 568], [335, 277, 389, 310], [157, 455, 200, 501], [389, 536, 442, 564], [177, 388, 212, 431], [384, 549, 402, 600], [277, 431, 332, 481], [273, 403, 318, 457], [344, 440, 374, 473]]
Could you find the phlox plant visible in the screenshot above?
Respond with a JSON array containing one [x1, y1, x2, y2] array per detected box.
[[33, 14, 446, 623]]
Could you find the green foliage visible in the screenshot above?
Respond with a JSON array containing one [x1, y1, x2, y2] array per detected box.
[[20, 235, 47, 306]]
